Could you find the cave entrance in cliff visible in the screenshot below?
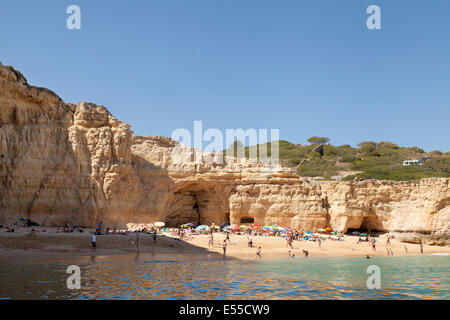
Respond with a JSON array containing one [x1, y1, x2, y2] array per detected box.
[[347, 217, 384, 235], [224, 213, 230, 224], [240, 217, 254, 224], [165, 191, 204, 227]]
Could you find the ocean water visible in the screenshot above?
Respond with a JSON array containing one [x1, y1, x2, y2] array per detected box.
[[0, 254, 448, 300]]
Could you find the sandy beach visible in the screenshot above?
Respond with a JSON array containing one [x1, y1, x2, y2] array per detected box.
[[1, 227, 449, 263]]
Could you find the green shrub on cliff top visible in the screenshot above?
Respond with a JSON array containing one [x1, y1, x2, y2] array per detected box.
[[224, 138, 448, 181]]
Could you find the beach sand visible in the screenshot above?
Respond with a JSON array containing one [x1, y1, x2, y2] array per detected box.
[[1, 227, 449, 263]]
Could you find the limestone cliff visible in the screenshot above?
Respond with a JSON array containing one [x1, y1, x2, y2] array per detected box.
[[0, 64, 448, 245]]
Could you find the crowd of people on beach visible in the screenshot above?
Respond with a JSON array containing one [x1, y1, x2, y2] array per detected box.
[[170, 223, 429, 259], [0, 220, 428, 258], [171, 223, 355, 258]]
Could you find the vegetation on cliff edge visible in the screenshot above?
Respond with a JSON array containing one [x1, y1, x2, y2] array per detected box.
[[225, 138, 449, 181]]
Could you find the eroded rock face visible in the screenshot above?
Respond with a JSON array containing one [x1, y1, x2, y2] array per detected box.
[[0, 64, 448, 244]]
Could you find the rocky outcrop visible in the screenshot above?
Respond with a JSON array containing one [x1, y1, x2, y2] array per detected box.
[[0, 64, 448, 245]]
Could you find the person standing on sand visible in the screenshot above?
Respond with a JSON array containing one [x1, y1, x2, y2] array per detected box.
[[303, 249, 309, 257], [404, 245, 408, 255], [318, 237, 322, 248], [386, 235, 391, 247], [208, 234, 213, 247], [371, 239, 376, 251], [389, 248, 394, 256], [256, 246, 262, 259], [91, 232, 97, 250], [420, 241, 424, 255], [386, 247, 390, 256], [222, 240, 227, 257], [153, 230, 157, 242], [226, 232, 230, 243], [288, 236, 294, 249], [136, 232, 140, 252]]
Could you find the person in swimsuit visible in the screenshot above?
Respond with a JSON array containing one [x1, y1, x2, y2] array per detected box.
[[287, 235, 294, 249], [136, 232, 139, 251], [222, 240, 227, 257], [208, 234, 213, 247], [91, 232, 97, 249], [256, 247, 262, 259]]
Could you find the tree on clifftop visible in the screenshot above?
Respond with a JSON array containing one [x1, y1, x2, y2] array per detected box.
[[357, 141, 377, 148], [307, 136, 330, 145], [357, 141, 377, 154]]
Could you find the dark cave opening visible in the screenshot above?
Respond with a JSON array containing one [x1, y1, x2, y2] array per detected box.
[[240, 217, 254, 224]]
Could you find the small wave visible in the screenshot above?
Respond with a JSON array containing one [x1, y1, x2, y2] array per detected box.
[[430, 253, 450, 256]]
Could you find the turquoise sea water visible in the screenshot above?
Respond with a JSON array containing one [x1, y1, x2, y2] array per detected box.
[[0, 254, 448, 299]]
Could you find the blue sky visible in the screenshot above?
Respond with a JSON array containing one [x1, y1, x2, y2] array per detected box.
[[1, 0, 449, 151]]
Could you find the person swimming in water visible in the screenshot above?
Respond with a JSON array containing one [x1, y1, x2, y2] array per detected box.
[[302, 249, 309, 257]]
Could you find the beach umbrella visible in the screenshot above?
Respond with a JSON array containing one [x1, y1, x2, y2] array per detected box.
[[196, 225, 208, 230], [220, 222, 229, 230], [185, 223, 194, 227], [18, 217, 28, 221], [262, 227, 271, 231], [352, 231, 360, 235], [250, 223, 260, 228], [317, 228, 326, 233], [239, 225, 248, 229], [229, 224, 238, 229], [360, 233, 368, 236], [305, 232, 313, 235], [325, 227, 333, 232], [155, 222, 165, 227], [276, 226, 284, 231], [330, 231, 338, 235]]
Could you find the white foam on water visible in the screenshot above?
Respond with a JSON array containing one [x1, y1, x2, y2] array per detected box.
[[430, 253, 450, 256]]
